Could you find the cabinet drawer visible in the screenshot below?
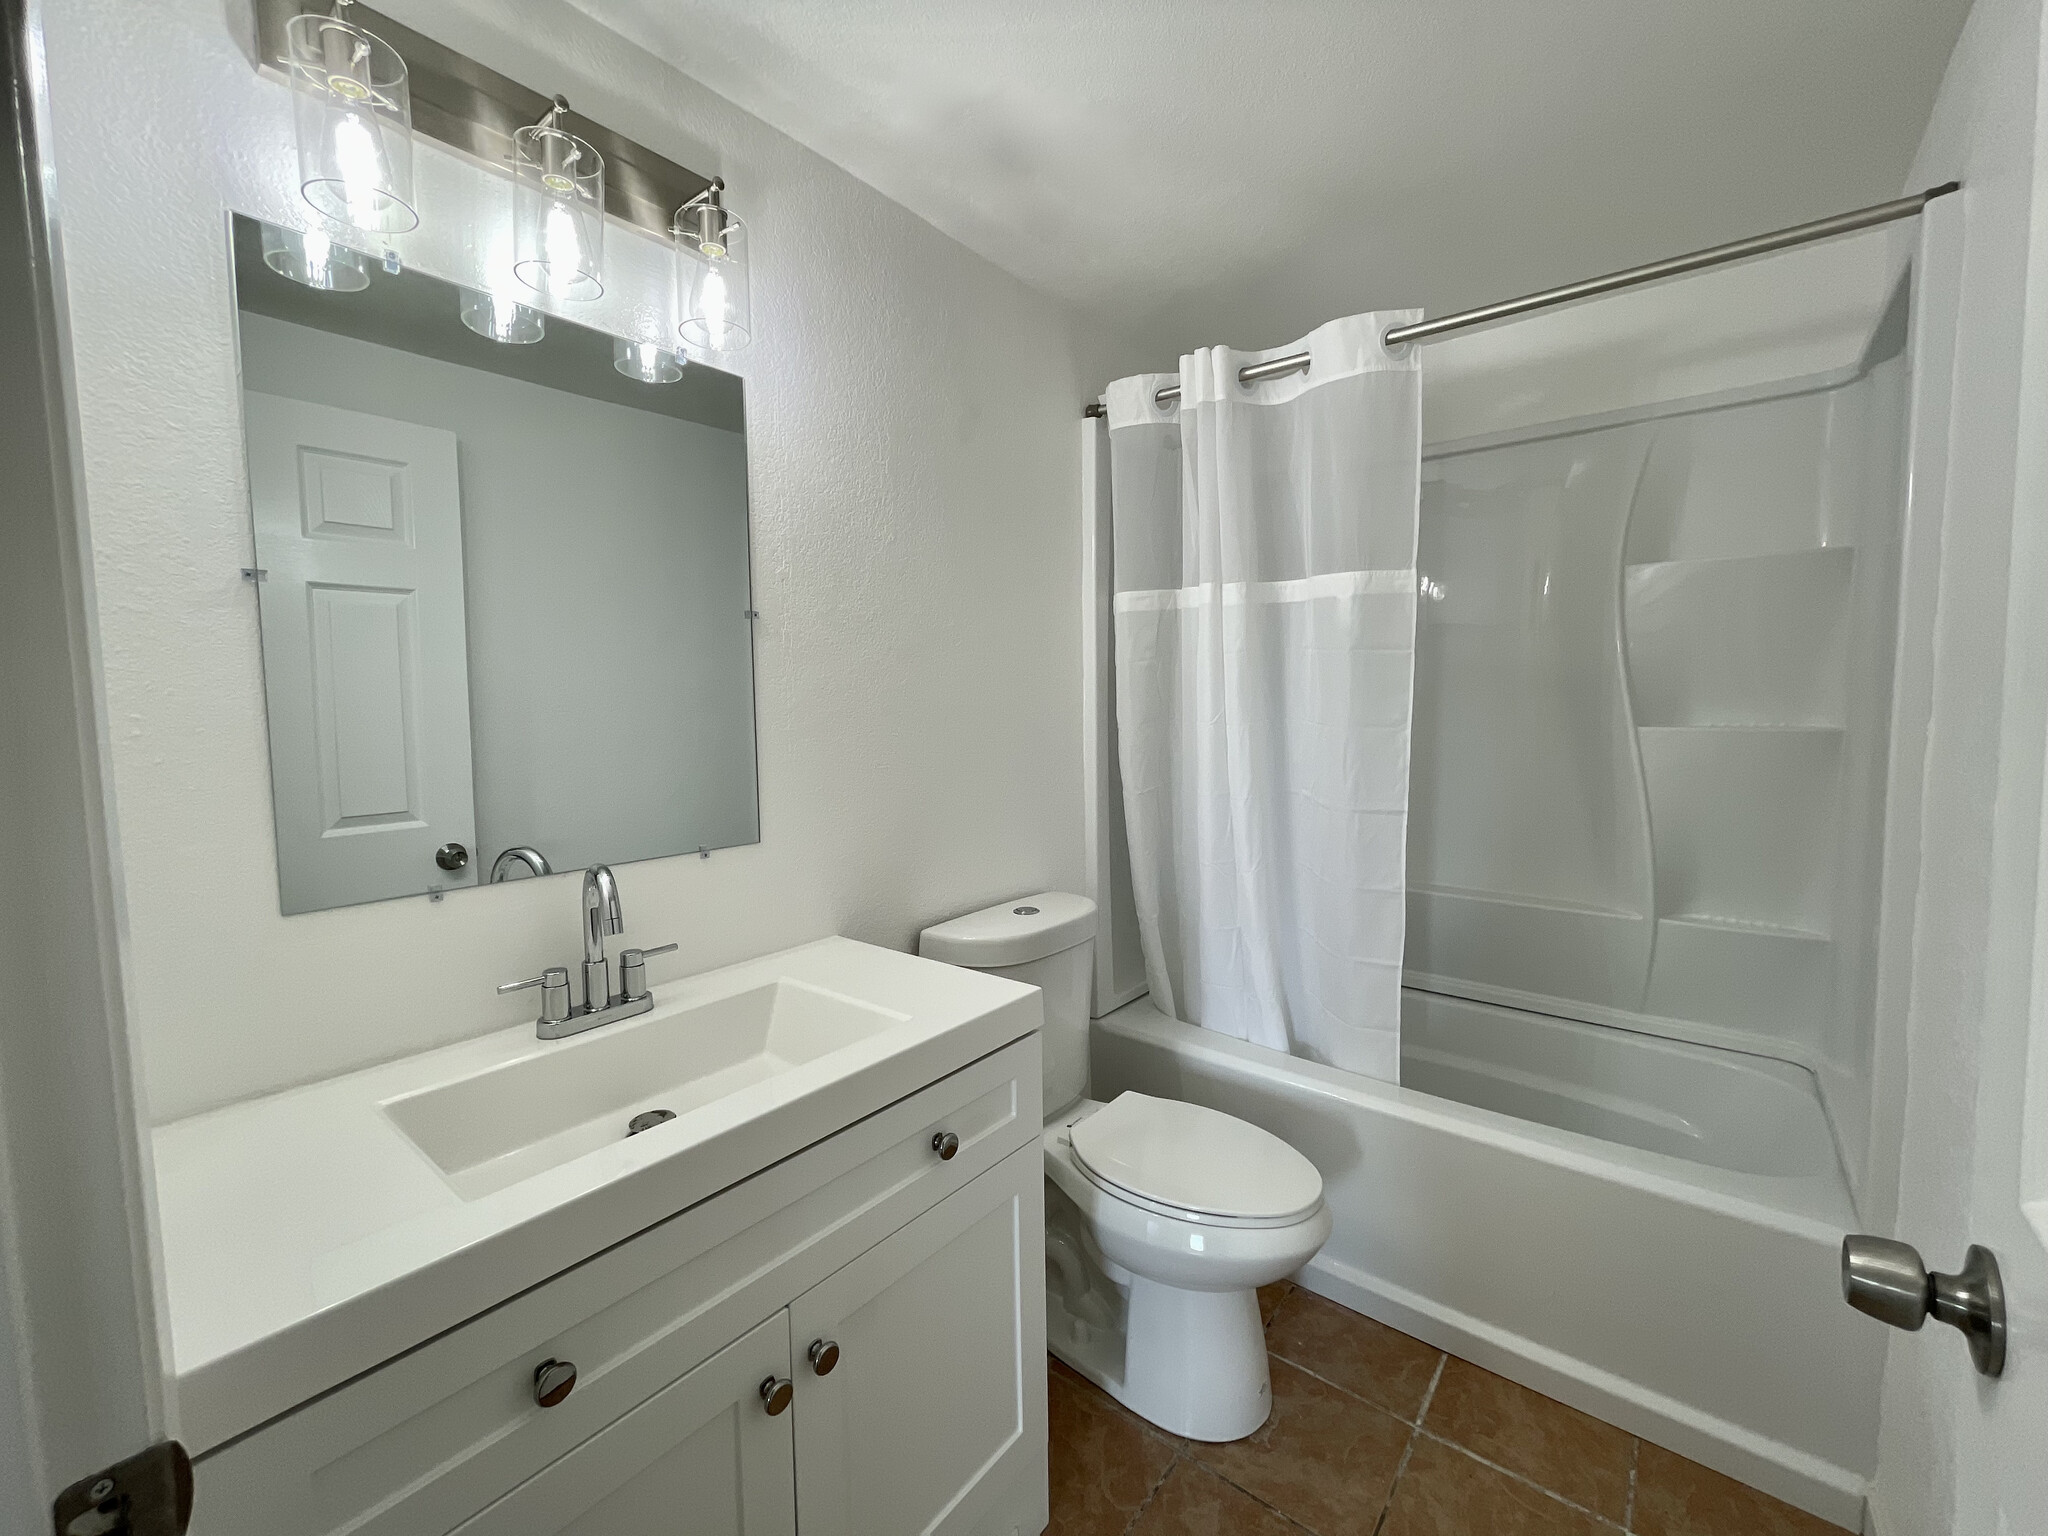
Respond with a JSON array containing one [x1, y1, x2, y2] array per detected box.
[[192, 1034, 1039, 1536], [452, 1310, 796, 1536]]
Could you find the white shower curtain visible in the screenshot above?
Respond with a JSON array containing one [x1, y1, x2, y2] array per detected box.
[[1106, 312, 1422, 1081]]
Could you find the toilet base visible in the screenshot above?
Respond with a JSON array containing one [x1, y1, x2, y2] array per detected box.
[[1050, 1275, 1272, 1442]]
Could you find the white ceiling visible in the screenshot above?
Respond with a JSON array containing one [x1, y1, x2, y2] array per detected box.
[[567, 0, 1972, 361]]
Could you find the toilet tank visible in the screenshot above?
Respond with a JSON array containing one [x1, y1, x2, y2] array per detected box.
[[919, 893, 1096, 1120]]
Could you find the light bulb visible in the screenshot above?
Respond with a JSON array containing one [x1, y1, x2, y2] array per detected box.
[[613, 337, 685, 383], [459, 287, 545, 345], [331, 110, 391, 232], [543, 203, 582, 285], [301, 229, 334, 284], [702, 266, 728, 349]]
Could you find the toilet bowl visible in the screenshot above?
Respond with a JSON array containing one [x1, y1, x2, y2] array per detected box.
[[920, 893, 1332, 1442]]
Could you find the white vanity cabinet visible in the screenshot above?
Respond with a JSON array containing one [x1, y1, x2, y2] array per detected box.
[[189, 1035, 1047, 1536]]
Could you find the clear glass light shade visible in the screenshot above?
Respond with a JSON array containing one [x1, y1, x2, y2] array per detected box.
[[458, 287, 546, 345], [285, 13, 417, 235], [514, 124, 604, 301], [260, 222, 371, 291], [676, 210, 750, 352], [613, 337, 686, 383]]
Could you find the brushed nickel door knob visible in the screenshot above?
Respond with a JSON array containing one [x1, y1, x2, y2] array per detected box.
[[760, 1375, 794, 1415], [808, 1338, 840, 1375], [436, 842, 470, 871], [932, 1130, 960, 1161], [533, 1358, 577, 1407], [1842, 1235, 2006, 1377]]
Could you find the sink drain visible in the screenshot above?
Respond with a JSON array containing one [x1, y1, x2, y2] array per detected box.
[[627, 1109, 678, 1136]]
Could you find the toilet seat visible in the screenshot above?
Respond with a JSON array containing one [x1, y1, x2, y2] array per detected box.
[[1068, 1092, 1323, 1229]]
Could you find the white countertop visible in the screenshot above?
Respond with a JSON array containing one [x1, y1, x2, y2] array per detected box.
[[152, 937, 1037, 1453]]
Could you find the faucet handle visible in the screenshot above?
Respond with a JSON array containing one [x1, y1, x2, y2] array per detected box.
[[618, 943, 679, 1004], [499, 966, 572, 1028]]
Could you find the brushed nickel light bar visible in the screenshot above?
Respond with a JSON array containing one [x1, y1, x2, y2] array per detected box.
[[1083, 182, 1959, 418], [251, 0, 710, 239]]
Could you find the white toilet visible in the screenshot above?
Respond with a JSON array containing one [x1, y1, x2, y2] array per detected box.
[[920, 893, 1332, 1442]]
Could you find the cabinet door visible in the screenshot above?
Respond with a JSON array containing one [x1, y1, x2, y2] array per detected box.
[[452, 1311, 796, 1536], [792, 1144, 1046, 1536]]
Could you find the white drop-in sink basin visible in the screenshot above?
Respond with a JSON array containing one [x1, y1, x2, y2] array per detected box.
[[383, 978, 911, 1199]]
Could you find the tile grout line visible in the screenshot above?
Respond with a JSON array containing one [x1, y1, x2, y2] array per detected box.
[[1624, 1435, 1641, 1533], [1264, 1340, 1632, 1530], [1115, 1442, 1181, 1536], [1266, 1347, 1437, 1429], [1369, 1353, 1447, 1536], [1189, 1452, 1326, 1536], [1408, 1426, 1629, 1530]]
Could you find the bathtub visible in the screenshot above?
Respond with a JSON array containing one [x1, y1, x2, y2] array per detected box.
[[1089, 990, 1884, 1529]]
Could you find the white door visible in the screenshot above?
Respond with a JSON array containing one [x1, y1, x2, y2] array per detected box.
[[451, 1311, 797, 1536], [244, 392, 477, 912], [1860, 172, 2048, 1531], [791, 1147, 1046, 1536]]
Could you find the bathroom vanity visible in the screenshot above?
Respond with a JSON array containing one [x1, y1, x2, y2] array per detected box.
[[157, 939, 1047, 1535]]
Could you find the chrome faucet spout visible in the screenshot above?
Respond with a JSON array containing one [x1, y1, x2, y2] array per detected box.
[[580, 864, 623, 1010], [582, 864, 623, 963]]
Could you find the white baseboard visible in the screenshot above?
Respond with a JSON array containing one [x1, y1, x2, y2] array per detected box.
[[1296, 1254, 1869, 1532]]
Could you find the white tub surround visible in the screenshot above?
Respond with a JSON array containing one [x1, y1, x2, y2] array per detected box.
[[153, 938, 1037, 1454], [1093, 1000, 1882, 1529]]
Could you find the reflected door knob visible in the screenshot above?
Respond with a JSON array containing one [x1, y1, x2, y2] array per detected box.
[[760, 1375, 794, 1415], [1841, 1235, 2006, 1377], [533, 1358, 577, 1407], [932, 1130, 960, 1161], [436, 842, 470, 871], [808, 1338, 840, 1375]]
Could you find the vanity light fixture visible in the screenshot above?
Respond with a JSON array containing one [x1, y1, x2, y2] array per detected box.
[[514, 99, 605, 301], [260, 223, 371, 291], [283, 0, 417, 235], [458, 287, 546, 344], [675, 179, 750, 352], [613, 338, 686, 383]]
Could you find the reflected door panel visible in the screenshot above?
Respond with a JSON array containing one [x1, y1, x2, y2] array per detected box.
[[245, 391, 478, 912]]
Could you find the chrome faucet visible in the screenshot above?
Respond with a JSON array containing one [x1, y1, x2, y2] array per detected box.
[[497, 863, 677, 1039], [489, 845, 551, 882], [581, 863, 623, 1011]]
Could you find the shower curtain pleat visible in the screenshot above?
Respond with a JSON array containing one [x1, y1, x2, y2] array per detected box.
[[1105, 313, 1422, 1081]]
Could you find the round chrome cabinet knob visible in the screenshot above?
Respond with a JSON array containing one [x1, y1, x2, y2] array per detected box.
[[760, 1375, 794, 1415], [932, 1130, 960, 1161], [533, 1358, 577, 1407], [435, 842, 470, 871], [808, 1338, 840, 1375]]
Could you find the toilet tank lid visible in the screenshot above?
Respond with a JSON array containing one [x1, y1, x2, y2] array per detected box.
[[918, 892, 1096, 968]]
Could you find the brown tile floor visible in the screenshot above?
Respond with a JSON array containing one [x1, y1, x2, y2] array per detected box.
[[1048, 1282, 1845, 1536]]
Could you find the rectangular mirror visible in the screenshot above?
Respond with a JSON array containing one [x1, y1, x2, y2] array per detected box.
[[230, 213, 759, 914]]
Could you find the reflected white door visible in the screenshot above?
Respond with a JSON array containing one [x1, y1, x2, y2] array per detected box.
[[244, 393, 477, 912]]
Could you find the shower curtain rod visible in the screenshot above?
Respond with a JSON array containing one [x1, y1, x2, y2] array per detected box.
[[1083, 181, 1960, 418]]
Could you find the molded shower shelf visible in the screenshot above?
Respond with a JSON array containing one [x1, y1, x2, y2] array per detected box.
[[1624, 547, 1852, 727], [1644, 914, 1832, 1035], [1406, 885, 1650, 1015], [1620, 388, 1841, 565], [1638, 726, 1842, 933]]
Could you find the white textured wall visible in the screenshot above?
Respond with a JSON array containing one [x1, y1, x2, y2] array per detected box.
[[37, 0, 1140, 1123]]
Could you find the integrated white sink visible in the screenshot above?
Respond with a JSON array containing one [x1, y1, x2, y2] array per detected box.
[[383, 979, 910, 1198], [149, 936, 1040, 1453]]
